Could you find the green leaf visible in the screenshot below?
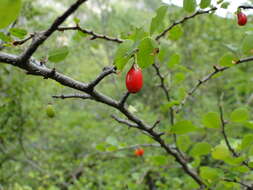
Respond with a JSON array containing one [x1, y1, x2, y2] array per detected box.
[[72, 30, 88, 41], [158, 42, 170, 62], [73, 17, 80, 25], [168, 25, 183, 41], [183, 0, 196, 13], [221, 2, 230, 9], [244, 121, 253, 129], [225, 156, 245, 166], [137, 37, 158, 69], [96, 143, 106, 151], [249, 146, 253, 156], [167, 53, 181, 68], [230, 107, 249, 123], [0, 32, 12, 42], [48, 46, 69, 63], [171, 120, 198, 134], [114, 40, 134, 70], [190, 142, 212, 157], [200, 0, 211, 9], [9, 28, 27, 39], [128, 27, 149, 42], [0, 0, 22, 29], [200, 167, 223, 181], [242, 35, 253, 55], [202, 112, 221, 128], [231, 166, 250, 173], [160, 100, 180, 112], [217, 0, 224, 4], [150, 5, 168, 35], [174, 72, 185, 84], [150, 155, 168, 166], [219, 53, 236, 67], [241, 134, 253, 149], [211, 144, 230, 160], [177, 135, 191, 151]]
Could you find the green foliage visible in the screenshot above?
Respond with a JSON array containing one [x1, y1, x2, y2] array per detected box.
[[150, 5, 168, 35], [200, 0, 211, 9], [171, 120, 198, 134], [9, 28, 27, 39], [183, 0, 196, 13], [0, 0, 22, 29], [202, 112, 221, 128], [48, 46, 69, 63], [190, 142, 212, 157], [137, 37, 158, 68], [230, 107, 249, 123], [114, 40, 134, 70]]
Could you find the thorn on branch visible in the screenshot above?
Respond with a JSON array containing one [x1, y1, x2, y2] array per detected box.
[[151, 120, 160, 130], [157, 132, 165, 137]]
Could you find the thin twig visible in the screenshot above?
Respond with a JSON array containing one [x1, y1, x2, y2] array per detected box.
[[176, 65, 227, 112], [238, 5, 253, 9], [224, 179, 253, 189], [58, 25, 123, 43], [219, 96, 252, 170], [20, 0, 88, 62], [87, 66, 116, 90], [176, 56, 253, 112], [118, 92, 130, 107], [12, 34, 35, 46], [111, 114, 139, 128], [155, 7, 217, 41], [218, 97, 238, 157], [151, 120, 160, 130]]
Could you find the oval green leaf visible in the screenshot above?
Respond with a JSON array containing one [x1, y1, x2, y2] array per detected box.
[[0, 0, 22, 29], [48, 46, 69, 63]]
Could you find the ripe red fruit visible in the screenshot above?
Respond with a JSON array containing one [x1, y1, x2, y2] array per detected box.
[[237, 12, 247, 26], [134, 148, 144, 157], [126, 65, 143, 93]]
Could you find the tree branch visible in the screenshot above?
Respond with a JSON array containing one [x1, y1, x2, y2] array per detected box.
[[20, 0, 88, 62], [176, 56, 253, 112], [52, 93, 92, 100], [87, 66, 116, 90], [155, 7, 217, 41], [111, 114, 139, 128], [58, 26, 123, 43], [218, 99, 253, 170], [12, 34, 35, 46], [118, 92, 130, 107], [218, 100, 238, 157], [238, 5, 253, 9]]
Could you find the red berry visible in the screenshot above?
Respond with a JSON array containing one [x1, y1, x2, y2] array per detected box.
[[134, 148, 144, 157], [126, 65, 143, 93], [237, 12, 247, 26]]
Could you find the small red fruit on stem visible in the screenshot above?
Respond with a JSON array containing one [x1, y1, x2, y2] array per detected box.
[[134, 148, 144, 156], [237, 12, 247, 26], [126, 64, 143, 93]]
